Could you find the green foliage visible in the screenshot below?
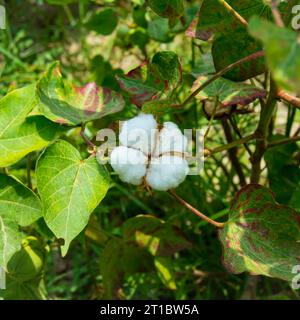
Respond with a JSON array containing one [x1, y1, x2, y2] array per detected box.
[[0, 85, 63, 167], [147, 0, 185, 26], [116, 51, 181, 107], [249, 16, 300, 94], [0, 174, 42, 268], [219, 184, 300, 282], [37, 62, 125, 125], [193, 76, 266, 106], [212, 28, 266, 81], [0, 237, 47, 300], [36, 140, 110, 256], [86, 8, 118, 36], [0, 0, 299, 301]]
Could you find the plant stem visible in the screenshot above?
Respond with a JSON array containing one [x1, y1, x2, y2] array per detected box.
[[80, 124, 97, 155], [268, 136, 300, 149], [204, 96, 219, 139], [270, 0, 285, 27], [250, 79, 277, 183], [181, 51, 265, 108], [277, 90, 300, 110], [63, 5, 76, 26], [221, 119, 247, 186], [205, 134, 255, 157], [229, 116, 253, 157], [217, 0, 248, 26], [168, 190, 225, 229]]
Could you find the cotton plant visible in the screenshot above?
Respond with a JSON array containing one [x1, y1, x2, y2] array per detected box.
[[110, 113, 189, 191]]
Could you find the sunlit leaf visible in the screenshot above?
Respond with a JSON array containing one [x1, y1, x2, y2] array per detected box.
[[36, 140, 110, 256], [0, 175, 43, 268], [37, 62, 125, 126], [0, 85, 63, 167]]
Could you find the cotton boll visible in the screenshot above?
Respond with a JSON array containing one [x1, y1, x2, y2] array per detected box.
[[119, 113, 158, 155], [146, 155, 189, 191], [152, 122, 188, 157], [110, 146, 147, 185]]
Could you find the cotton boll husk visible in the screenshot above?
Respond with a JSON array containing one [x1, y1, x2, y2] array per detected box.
[[152, 122, 188, 157], [110, 146, 147, 185], [119, 113, 158, 155], [146, 155, 189, 191]]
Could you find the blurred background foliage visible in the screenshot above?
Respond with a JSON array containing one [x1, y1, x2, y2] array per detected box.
[[0, 0, 299, 300]]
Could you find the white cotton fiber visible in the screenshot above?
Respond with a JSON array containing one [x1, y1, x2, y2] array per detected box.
[[110, 146, 148, 185], [119, 113, 158, 155], [152, 122, 188, 157], [146, 155, 189, 191]]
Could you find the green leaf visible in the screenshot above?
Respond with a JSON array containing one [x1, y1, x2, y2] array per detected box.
[[0, 116, 64, 168], [123, 215, 191, 256], [142, 99, 179, 117], [36, 140, 110, 256], [100, 238, 153, 299], [192, 76, 266, 107], [147, 0, 184, 26], [0, 85, 63, 167], [152, 51, 182, 91], [6, 237, 46, 282], [219, 184, 300, 282], [0, 174, 42, 227], [0, 216, 22, 269], [212, 28, 265, 81], [46, 0, 77, 4], [249, 16, 300, 93], [0, 278, 47, 300], [264, 136, 300, 208], [86, 8, 118, 36], [194, 0, 270, 40], [129, 29, 149, 50], [147, 16, 172, 43], [0, 175, 43, 268], [116, 52, 182, 107], [154, 256, 177, 290], [99, 238, 124, 299], [37, 62, 125, 126]]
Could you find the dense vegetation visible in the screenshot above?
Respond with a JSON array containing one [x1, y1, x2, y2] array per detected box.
[[0, 0, 300, 300]]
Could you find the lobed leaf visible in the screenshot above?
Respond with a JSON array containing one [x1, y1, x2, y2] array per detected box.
[[249, 16, 300, 94], [36, 140, 110, 256], [37, 62, 125, 126], [219, 184, 300, 282], [0, 85, 63, 167], [116, 51, 182, 108], [192, 76, 266, 107]]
